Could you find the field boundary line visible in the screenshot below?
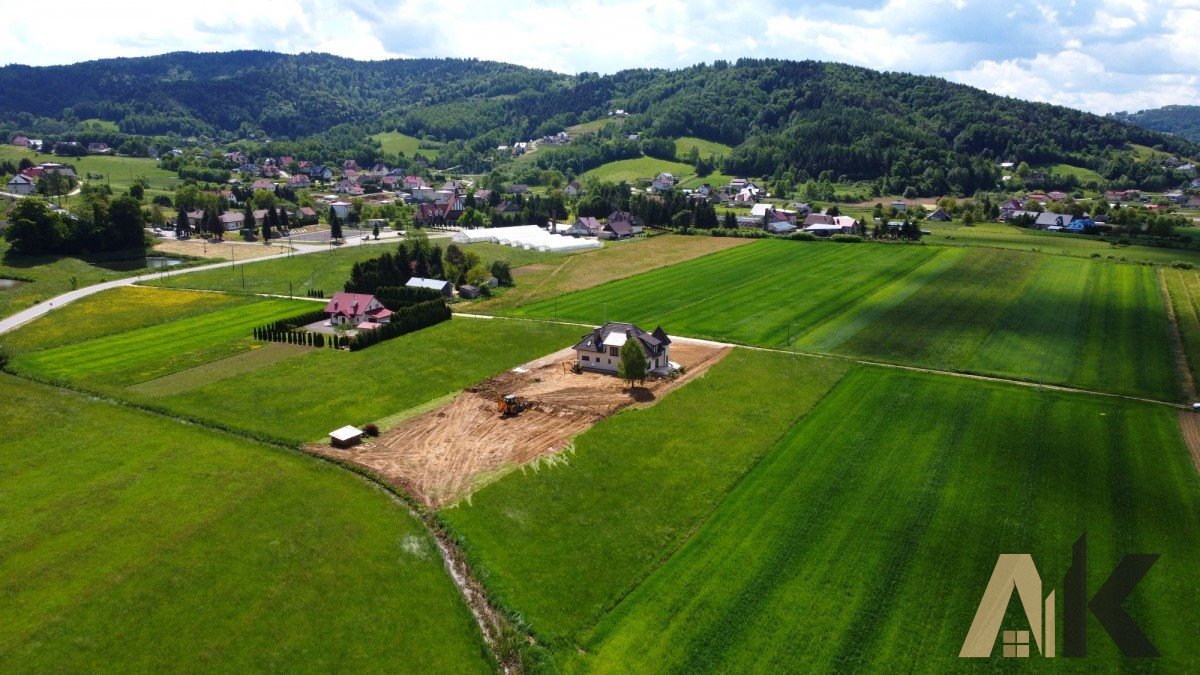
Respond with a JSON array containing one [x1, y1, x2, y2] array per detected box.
[[1, 367, 530, 672], [573, 362, 858, 650], [461, 314, 1189, 409], [1159, 268, 1197, 401]]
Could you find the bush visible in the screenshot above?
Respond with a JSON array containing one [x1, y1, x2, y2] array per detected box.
[[362, 423, 380, 437], [786, 232, 817, 241], [0, 344, 9, 372], [830, 234, 864, 243], [1173, 261, 1194, 269], [1091, 252, 1101, 258]]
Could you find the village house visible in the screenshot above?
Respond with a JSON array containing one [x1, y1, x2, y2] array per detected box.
[[564, 180, 582, 197], [1046, 191, 1069, 201], [87, 142, 111, 154], [508, 184, 529, 195], [296, 207, 319, 224], [288, 174, 310, 188], [219, 212, 246, 231], [573, 322, 672, 374], [306, 165, 333, 181], [472, 188, 492, 203], [926, 207, 952, 222], [565, 216, 602, 237], [890, 199, 908, 211], [11, 135, 31, 147], [251, 179, 275, 191], [415, 197, 464, 227], [607, 210, 644, 235], [494, 200, 521, 214], [802, 214, 857, 236], [405, 277, 454, 297], [342, 159, 360, 171], [323, 292, 393, 327], [402, 176, 427, 190], [330, 201, 352, 219], [6, 174, 35, 195]]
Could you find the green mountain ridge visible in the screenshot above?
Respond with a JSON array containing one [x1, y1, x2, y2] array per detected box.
[[2, 52, 1196, 194], [1110, 105, 1200, 144]]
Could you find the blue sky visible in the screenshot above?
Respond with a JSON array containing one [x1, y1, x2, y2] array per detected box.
[[2, 0, 1197, 114]]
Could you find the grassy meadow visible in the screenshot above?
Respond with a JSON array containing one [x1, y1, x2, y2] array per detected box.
[[0, 145, 178, 195], [514, 240, 1179, 399], [3, 286, 254, 354], [1162, 266, 1200, 390], [673, 136, 733, 161], [0, 240, 153, 319], [148, 317, 582, 443], [0, 374, 490, 672], [572, 367, 1200, 670], [513, 239, 944, 347], [371, 130, 439, 158], [470, 234, 751, 312], [580, 156, 695, 184], [441, 350, 852, 648], [142, 241, 558, 297], [10, 297, 313, 388], [925, 221, 1200, 266]]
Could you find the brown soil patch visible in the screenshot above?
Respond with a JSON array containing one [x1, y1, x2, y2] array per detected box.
[[310, 342, 729, 507], [1178, 410, 1200, 475], [153, 239, 292, 261]]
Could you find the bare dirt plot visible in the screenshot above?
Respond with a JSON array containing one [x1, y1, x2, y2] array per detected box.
[[153, 239, 293, 261], [310, 342, 729, 507], [1178, 410, 1200, 475]]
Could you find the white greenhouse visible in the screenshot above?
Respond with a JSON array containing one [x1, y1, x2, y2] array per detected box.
[[451, 225, 602, 252]]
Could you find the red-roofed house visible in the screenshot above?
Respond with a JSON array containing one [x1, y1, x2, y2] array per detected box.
[[11, 135, 31, 148], [323, 292, 393, 327], [251, 179, 275, 191]]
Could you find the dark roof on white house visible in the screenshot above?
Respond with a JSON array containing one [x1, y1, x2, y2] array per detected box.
[[572, 322, 670, 357]]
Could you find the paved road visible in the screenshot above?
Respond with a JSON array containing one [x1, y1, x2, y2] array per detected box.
[[0, 232, 447, 336]]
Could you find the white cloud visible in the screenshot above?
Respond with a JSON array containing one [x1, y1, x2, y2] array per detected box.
[[0, 0, 1196, 113]]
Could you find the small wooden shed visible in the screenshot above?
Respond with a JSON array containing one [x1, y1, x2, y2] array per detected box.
[[329, 425, 364, 449]]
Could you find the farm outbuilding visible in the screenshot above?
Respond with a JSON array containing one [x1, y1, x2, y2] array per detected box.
[[406, 277, 454, 297], [329, 425, 364, 449]]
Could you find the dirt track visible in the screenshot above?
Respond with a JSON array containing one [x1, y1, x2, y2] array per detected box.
[[1178, 411, 1200, 475], [310, 342, 728, 507]]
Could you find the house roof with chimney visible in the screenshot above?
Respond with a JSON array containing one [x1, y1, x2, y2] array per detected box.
[[572, 322, 671, 358]]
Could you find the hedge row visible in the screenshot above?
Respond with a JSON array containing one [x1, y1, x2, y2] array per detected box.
[[374, 285, 445, 309], [348, 300, 451, 351], [255, 309, 327, 335], [253, 327, 331, 348]]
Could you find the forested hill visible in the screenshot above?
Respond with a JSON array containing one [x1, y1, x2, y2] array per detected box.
[[2, 52, 1195, 192], [1110, 105, 1200, 144], [0, 51, 565, 138]]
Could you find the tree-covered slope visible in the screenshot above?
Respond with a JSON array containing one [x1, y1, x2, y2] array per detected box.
[[1110, 105, 1200, 144], [2, 53, 1194, 193]]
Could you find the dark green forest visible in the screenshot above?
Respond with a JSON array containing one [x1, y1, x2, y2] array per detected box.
[[1110, 105, 1200, 144], [2, 52, 1196, 195]]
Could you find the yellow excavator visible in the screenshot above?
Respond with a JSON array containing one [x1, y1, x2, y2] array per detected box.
[[497, 394, 532, 418]]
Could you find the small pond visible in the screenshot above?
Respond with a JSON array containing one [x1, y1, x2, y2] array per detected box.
[[0, 278, 28, 291], [92, 256, 184, 271]]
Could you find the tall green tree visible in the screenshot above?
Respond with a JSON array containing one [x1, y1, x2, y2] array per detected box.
[[3, 198, 63, 254], [107, 195, 147, 251], [329, 210, 343, 241], [617, 338, 647, 388]]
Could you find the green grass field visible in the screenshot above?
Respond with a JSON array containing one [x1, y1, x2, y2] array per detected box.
[[580, 156, 695, 184], [925, 221, 1200, 265], [149, 317, 582, 444], [1162, 267, 1200, 390], [514, 240, 944, 346], [0, 374, 489, 672], [566, 119, 622, 136], [0, 240, 169, 320], [442, 349, 850, 649], [3, 286, 254, 354], [840, 249, 1178, 400], [1036, 162, 1104, 183], [673, 136, 733, 162], [11, 297, 314, 388], [515, 240, 1179, 399], [0, 145, 178, 194], [572, 367, 1200, 670], [372, 131, 439, 158], [143, 241, 558, 297]]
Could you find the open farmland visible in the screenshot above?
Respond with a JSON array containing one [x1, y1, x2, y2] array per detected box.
[[840, 249, 1178, 400], [515, 241, 1180, 399], [371, 130, 438, 158], [925, 221, 1200, 266], [1163, 267, 1200, 392], [0, 145, 179, 195], [0, 240, 165, 319], [143, 241, 556, 296], [441, 349, 852, 647], [572, 368, 1200, 671], [0, 374, 490, 672], [2, 286, 254, 354], [514, 240, 945, 347], [10, 297, 314, 388], [150, 317, 583, 444], [471, 234, 750, 311], [579, 156, 695, 184]]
